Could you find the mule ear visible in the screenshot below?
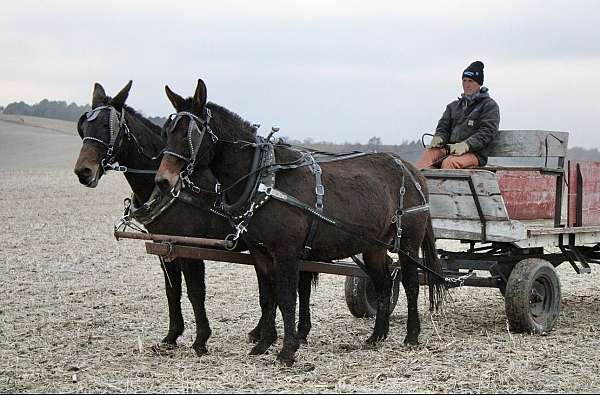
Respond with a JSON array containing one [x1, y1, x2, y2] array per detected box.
[[192, 78, 207, 114], [165, 85, 185, 111], [111, 80, 132, 109], [92, 83, 107, 106]]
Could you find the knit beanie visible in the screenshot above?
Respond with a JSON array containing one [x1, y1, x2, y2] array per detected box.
[[462, 61, 484, 85]]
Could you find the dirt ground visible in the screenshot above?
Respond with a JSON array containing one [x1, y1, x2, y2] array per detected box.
[[1, 118, 600, 393]]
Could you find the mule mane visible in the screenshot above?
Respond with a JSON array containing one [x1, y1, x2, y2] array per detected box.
[[206, 102, 257, 141], [98, 95, 163, 137], [122, 104, 163, 137]]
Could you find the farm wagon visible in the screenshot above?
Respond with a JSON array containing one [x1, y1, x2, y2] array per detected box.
[[115, 130, 600, 334]]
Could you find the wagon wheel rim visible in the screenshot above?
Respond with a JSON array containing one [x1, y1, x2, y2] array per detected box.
[[529, 275, 554, 324]]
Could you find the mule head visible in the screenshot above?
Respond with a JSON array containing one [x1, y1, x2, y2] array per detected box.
[[156, 79, 215, 195], [74, 80, 132, 187]]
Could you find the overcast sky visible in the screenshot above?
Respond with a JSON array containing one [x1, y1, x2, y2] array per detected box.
[[2, 0, 599, 147]]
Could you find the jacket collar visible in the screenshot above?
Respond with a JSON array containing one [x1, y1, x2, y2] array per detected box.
[[459, 86, 489, 107]]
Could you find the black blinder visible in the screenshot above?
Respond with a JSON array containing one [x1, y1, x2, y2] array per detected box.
[[77, 114, 86, 139], [161, 118, 173, 140]]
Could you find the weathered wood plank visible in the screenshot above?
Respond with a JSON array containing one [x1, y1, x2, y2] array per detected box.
[[528, 225, 600, 235], [429, 194, 509, 221], [424, 170, 501, 196], [145, 243, 370, 277], [482, 130, 569, 158], [432, 219, 527, 242]]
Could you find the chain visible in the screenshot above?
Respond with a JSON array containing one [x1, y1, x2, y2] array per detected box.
[[445, 271, 475, 287]]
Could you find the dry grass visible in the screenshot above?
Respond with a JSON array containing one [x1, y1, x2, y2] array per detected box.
[[1, 168, 600, 393]]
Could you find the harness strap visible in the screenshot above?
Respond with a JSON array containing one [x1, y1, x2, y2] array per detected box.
[[392, 173, 405, 253], [301, 157, 324, 259]]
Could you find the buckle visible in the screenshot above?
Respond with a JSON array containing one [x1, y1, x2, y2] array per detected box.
[[315, 185, 325, 196], [258, 183, 272, 195]]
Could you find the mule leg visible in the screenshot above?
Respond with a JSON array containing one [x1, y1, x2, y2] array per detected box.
[[249, 248, 278, 355], [247, 265, 264, 344], [275, 255, 300, 367], [296, 271, 314, 344], [362, 249, 393, 345], [400, 254, 421, 345], [181, 258, 211, 356], [160, 258, 184, 346]]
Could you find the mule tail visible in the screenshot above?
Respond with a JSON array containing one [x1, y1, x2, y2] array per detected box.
[[310, 272, 319, 287], [422, 214, 446, 311]]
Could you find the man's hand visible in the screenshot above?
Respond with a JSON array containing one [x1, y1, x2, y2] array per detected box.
[[449, 141, 469, 156], [428, 135, 444, 149]]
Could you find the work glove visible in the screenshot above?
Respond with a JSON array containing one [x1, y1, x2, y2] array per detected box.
[[428, 135, 444, 149], [448, 141, 469, 156]]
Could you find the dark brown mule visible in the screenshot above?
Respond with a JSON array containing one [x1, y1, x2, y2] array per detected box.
[[73, 82, 316, 354], [155, 79, 445, 366]]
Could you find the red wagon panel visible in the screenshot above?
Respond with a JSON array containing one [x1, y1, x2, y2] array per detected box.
[[497, 171, 556, 220], [567, 161, 600, 227]]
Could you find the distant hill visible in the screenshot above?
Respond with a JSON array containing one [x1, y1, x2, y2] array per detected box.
[[1, 98, 168, 127], [3, 99, 91, 122]]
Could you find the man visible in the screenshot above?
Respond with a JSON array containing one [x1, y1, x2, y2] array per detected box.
[[416, 61, 500, 169]]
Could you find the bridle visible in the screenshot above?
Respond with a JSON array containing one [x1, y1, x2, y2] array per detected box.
[[162, 108, 219, 195], [78, 105, 130, 172], [78, 105, 158, 175]]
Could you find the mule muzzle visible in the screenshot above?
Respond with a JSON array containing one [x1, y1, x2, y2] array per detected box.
[[155, 156, 184, 196], [74, 164, 100, 188]]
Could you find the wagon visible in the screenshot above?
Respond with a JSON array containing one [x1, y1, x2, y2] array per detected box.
[[115, 129, 600, 334]]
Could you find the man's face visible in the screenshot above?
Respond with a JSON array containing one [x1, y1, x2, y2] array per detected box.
[[462, 77, 481, 96]]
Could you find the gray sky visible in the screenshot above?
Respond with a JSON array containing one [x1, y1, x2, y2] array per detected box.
[[2, 0, 599, 147]]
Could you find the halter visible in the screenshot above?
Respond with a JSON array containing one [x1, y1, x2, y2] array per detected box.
[[78, 105, 130, 172], [162, 108, 218, 194]]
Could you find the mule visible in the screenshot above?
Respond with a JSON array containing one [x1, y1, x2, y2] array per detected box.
[[73, 81, 317, 355], [154, 79, 446, 366]]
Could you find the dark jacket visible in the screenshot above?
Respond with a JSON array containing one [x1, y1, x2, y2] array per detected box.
[[434, 87, 500, 166]]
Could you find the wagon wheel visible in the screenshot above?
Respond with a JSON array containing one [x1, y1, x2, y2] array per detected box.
[[344, 275, 401, 318], [504, 258, 561, 334]]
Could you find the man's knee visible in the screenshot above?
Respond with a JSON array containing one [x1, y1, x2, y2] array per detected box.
[[441, 154, 479, 169], [416, 148, 447, 169]]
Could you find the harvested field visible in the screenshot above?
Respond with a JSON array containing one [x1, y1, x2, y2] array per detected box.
[[1, 117, 600, 393]]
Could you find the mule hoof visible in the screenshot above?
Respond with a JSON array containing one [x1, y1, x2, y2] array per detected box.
[[249, 342, 271, 355], [403, 336, 419, 346], [277, 351, 296, 367], [151, 342, 177, 354], [247, 329, 260, 344], [193, 344, 209, 356], [161, 335, 179, 346], [365, 333, 386, 346]]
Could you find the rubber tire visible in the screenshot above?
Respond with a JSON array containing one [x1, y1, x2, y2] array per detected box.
[[504, 258, 561, 334], [344, 276, 401, 318]]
